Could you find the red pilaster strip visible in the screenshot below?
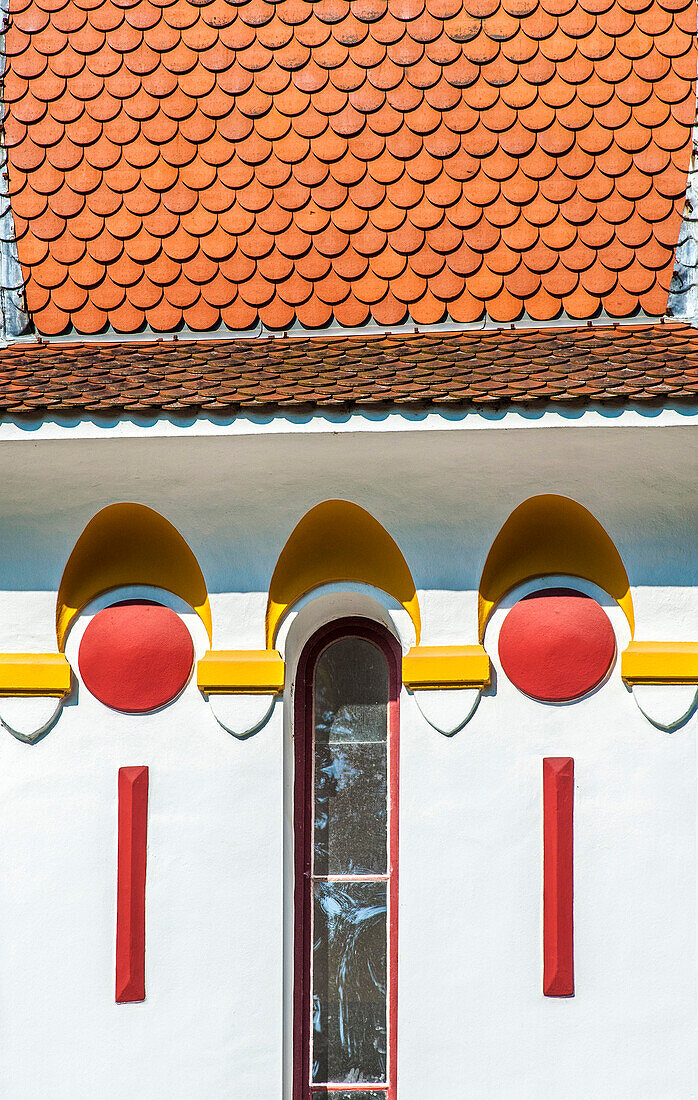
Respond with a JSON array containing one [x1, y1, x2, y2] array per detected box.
[[543, 757, 574, 997], [116, 766, 149, 1003]]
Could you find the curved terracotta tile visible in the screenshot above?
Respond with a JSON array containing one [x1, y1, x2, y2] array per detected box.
[[448, 288, 483, 322], [410, 195, 442, 230], [409, 289, 446, 323], [313, 268, 349, 304], [484, 240, 518, 275], [332, 296, 370, 325], [506, 263, 541, 299], [487, 287, 524, 322], [115, 273, 159, 312], [333, 246, 369, 279], [501, 168, 537, 203], [146, 298, 183, 331], [71, 205, 104, 239], [365, 290, 402, 324], [503, 217, 539, 251], [32, 300, 71, 333]]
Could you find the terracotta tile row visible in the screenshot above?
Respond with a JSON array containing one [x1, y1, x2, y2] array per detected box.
[[0, 324, 696, 412], [3, 0, 695, 334]]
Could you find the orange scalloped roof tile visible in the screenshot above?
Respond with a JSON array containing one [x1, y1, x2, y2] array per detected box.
[[3, 0, 696, 334]]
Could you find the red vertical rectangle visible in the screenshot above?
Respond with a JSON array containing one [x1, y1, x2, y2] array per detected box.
[[116, 765, 148, 1003], [543, 757, 574, 997]]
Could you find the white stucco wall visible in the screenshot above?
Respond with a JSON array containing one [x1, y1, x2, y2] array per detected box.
[[0, 409, 695, 1098]]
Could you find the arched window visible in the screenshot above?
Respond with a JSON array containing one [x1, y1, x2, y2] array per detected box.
[[293, 619, 400, 1100]]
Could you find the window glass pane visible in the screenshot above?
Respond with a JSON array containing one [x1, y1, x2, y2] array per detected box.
[[314, 638, 388, 744], [312, 881, 387, 1085], [311, 1092, 386, 1099], [314, 742, 387, 876], [313, 638, 389, 876]]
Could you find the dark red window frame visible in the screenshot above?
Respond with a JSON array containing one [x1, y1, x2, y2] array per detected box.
[[293, 617, 401, 1100]]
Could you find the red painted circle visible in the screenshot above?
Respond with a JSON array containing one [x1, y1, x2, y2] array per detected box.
[[498, 588, 615, 702], [78, 601, 194, 713]]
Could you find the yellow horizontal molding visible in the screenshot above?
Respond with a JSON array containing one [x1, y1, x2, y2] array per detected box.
[[0, 653, 72, 697], [198, 650, 285, 695], [621, 642, 698, 685], [402, 645, 491, 690]]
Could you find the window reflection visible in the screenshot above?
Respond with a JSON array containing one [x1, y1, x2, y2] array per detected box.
[[312, 882, 387, 1084], [310, 636, 391, 1091]]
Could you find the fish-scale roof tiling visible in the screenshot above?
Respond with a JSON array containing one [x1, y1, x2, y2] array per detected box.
[[3, 0, 696, 337]]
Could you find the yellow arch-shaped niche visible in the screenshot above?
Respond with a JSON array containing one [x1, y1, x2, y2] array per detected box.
[[478, 494, 634, 641], [266, 500, 421, 648], [57, 503, 212, 650]]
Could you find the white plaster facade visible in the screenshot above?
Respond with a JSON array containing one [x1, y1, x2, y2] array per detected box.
[[0, 407, 695, 1098]]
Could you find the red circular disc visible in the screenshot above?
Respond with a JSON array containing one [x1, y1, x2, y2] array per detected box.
[[78, 601, 194, 713], [498, 588, 615, 702]]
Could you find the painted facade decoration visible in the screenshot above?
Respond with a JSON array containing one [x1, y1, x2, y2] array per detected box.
[[498, 588, 616, 703], [79, 601, 194, 712], [5, 491, 691, 742], [0, 0, 695, 1092], [115, 764, 149, 1003], [0, 418, 693, 1097], [543, 756, 574, 998]]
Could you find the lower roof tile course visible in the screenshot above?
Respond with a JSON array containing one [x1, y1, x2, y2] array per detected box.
[[0, 324, 696, 413]]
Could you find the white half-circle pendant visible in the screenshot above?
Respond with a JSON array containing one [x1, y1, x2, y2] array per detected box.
[[412, 688, 481, 736], [0, 696, 64, 743], [632, 683, 698, 732], [207, 693, 277, 739]]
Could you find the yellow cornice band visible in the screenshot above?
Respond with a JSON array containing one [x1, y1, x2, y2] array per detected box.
[[621, 642, 698, 684], [0, 653, 72, 697], [198, 650, 285, 694], [402, 645, 491, 690]]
